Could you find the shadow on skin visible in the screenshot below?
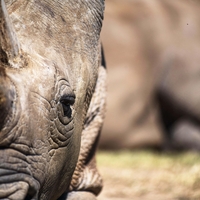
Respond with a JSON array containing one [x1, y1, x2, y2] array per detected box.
[[58, 191, 97, 200]]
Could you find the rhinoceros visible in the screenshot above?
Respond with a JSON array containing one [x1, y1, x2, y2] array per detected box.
[[100, 0, 200, 150], [0, 0, 106, 199]]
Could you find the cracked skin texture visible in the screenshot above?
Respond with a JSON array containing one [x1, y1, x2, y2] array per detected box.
[[0, 0, 105, 199]]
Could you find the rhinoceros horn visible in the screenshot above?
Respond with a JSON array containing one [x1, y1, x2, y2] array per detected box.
[[0, 0, 19, 64]]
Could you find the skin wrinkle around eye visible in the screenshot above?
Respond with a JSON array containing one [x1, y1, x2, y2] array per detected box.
[[28, 71, 76, 150], [54, 79, 71, 99], [28, 98, 74, 150], [50, 129, 73, 148], [57, 104, 75, 125], [52, 128, 74, 143], [50, 119, 74, 144], [30, 91, 52, 111], [48, 99, 75, 149], [54, 118, 74, 137]]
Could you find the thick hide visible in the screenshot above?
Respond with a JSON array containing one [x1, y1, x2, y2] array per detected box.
[[0, 0, 105, 199]]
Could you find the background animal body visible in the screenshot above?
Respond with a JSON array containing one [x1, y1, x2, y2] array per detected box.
[[0, 0, 105, 199], [100, 0, 200, 150]]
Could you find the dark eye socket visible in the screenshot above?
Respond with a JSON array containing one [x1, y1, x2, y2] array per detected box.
[[60, 95, 75, 106], [60, 95, 75, 117]]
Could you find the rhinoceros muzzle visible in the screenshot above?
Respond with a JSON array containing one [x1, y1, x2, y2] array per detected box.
[[0, 173, 39, 199], [0, 149, 40, 200]]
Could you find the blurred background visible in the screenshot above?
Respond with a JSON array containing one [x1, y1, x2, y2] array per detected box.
[[97, 0, 200, 199]]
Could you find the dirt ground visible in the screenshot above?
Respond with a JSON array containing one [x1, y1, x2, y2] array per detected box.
[[97, 151, 200, 200]]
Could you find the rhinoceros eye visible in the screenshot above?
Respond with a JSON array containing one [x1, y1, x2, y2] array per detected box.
[[60, 95, 75, 117]]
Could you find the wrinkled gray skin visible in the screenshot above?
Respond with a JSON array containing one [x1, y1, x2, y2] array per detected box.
[[0, 0, 106, 199]]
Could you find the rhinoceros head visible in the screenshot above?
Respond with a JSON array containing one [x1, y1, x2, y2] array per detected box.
[[0, 0, 104, 199]]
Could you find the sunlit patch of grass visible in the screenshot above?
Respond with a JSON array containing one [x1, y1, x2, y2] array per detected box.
[[97, 150, 200, 168], [97, 150, 200, 200]]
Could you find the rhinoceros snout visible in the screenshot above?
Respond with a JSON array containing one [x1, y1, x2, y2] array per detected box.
[[0, 171, 40, 200], [0, 181, 35, 200]]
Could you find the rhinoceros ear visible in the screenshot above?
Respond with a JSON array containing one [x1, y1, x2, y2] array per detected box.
[[0, 0, 19, 64]]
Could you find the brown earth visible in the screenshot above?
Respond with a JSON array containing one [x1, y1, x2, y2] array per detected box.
[[97, 151, 200, 200]]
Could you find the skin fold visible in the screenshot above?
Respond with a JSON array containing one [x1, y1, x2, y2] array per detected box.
[[0, 0, 105, 199]]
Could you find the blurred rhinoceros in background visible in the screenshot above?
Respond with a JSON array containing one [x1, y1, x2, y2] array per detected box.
[[0, 0, 106, 199], [99, 0, 200, 151]]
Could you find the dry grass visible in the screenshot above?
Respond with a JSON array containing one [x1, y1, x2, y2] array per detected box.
[[97, 150, 200, 200]]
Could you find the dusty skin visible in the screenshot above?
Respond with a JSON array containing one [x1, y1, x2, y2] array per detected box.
[[0, 0, 106, 199]]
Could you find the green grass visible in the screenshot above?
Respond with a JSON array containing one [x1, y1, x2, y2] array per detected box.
[[97, 150, 200, 168]]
